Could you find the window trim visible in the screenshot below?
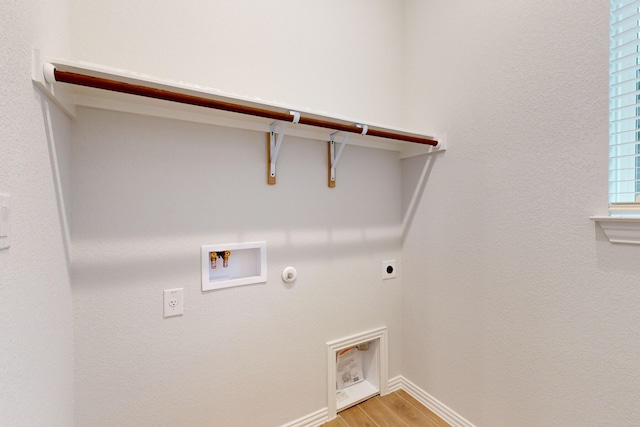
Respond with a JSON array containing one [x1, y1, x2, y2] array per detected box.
[[598, 1, 640, 243], [591, 216, 640, 244]]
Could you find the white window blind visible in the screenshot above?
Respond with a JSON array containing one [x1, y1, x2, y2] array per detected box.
[[610, 1, 640, 204]]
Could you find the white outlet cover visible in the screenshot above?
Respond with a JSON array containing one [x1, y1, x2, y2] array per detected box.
[[164, 288, 184, 317]]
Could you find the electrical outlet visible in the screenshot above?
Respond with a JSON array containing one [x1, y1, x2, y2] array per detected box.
[[164, 288, 184, 317], [382, 260, 396, 280]]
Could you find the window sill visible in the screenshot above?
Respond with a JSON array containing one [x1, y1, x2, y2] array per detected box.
[[590, 216, 640, 245]]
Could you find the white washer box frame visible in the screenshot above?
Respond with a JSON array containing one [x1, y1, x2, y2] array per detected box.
[[201, 241, 267, 291]]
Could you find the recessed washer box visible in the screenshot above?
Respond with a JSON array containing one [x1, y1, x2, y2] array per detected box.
[[201, 241, 267, 291]]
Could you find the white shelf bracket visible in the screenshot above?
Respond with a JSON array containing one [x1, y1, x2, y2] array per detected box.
[[267, 111, 299, 185], [328, 131, 350, 188]]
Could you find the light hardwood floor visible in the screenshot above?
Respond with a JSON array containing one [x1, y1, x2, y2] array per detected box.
[[320, 390, 450, 427]]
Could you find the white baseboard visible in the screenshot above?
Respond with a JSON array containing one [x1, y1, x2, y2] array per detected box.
[[388, 375, 405, 393], [279, 407, 328, 427], [279, 376, 475, 427], [389, 375, 477, 427]]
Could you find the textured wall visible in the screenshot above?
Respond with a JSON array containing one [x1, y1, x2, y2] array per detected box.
[[71, 108, 404, 426], [0, 1, 74, 426], [401, 1, 640, 426]]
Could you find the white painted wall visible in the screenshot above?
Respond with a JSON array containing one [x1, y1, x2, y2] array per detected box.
[[402, 1, 640, 426], [67, 3, 407, 425], [0, 1, 74, 426], [70, 0, 405, 127], [18, 0, 630, 426], [71, 109, 403, 426]]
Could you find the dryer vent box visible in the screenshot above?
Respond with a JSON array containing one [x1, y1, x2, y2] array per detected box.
[[327, 327, 388, 417]]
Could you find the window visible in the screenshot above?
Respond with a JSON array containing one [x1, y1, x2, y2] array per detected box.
[[591, 1, 640, 242], [610, 1, 640, 205]]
